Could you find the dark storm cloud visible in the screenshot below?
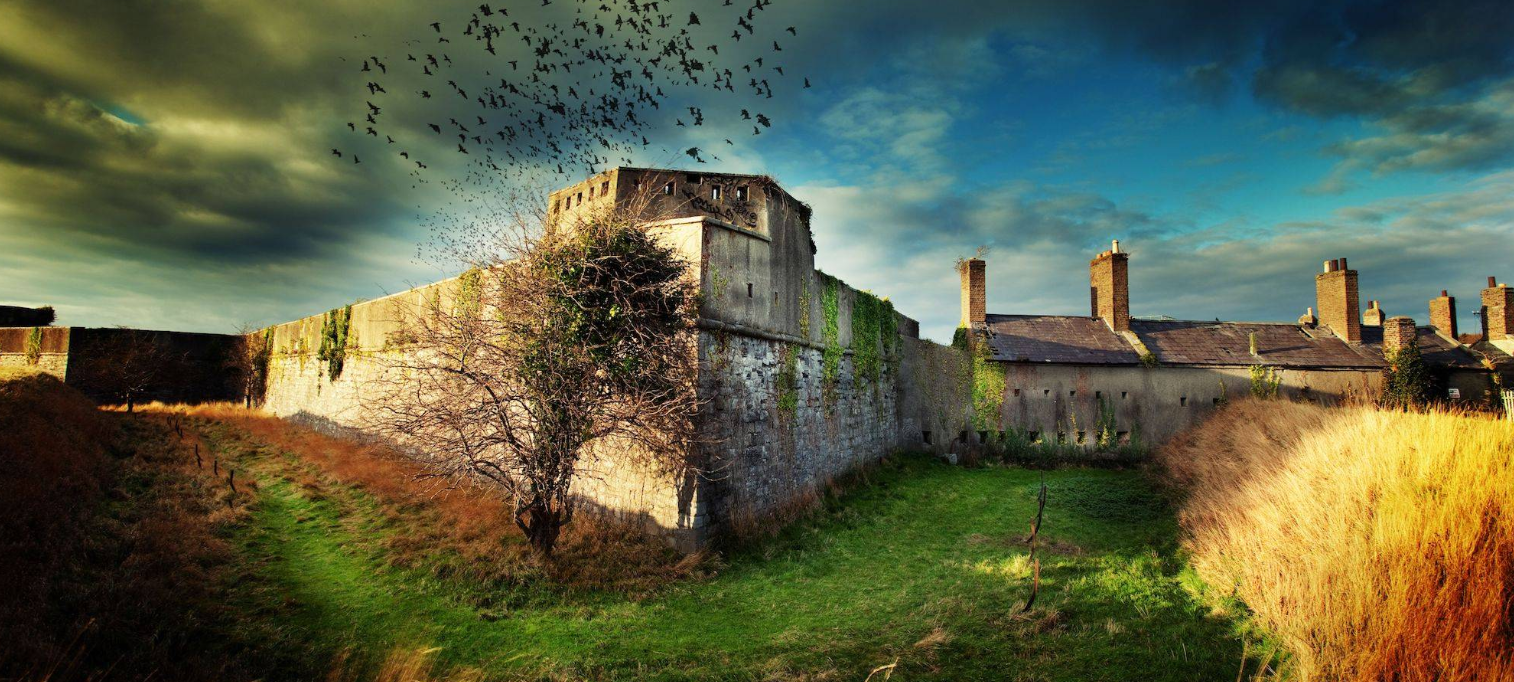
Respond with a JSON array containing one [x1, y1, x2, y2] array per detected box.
[[3, 0, 1513, 333]]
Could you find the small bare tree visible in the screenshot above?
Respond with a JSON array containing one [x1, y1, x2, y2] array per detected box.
[[369, 192, 701, 556], [79, 328, 179, 412], [228, 325, 273, 408]]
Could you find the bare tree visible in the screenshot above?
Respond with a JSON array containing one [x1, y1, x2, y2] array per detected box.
[[78, 328, 179, 412], [228, 324, 273, 408], [369, 192, 702, 556]]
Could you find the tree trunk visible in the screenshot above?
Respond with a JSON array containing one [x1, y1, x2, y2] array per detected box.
[[520, 503, 564, 557]]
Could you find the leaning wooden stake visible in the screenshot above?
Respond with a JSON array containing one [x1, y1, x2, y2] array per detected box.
[[194, 442, 202, 469], [1023, 472, 1048, 612], [227, 470, 236, 508]]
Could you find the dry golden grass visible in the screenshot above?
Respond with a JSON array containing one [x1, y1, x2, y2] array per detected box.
[[1157, 399, 1514, 681]]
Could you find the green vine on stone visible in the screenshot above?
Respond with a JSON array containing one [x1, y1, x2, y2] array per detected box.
[[968, 332, 1005, 431], [1249, 364, 1280, 399], [776, 344, 799, 417], [820, 273, 842, 411], [23, 326, 42, 365], [317, 304, 353, 380], [455, 267, 484, 318]]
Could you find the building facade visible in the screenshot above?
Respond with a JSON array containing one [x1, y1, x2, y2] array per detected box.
[[953, 246, 1513, 448]]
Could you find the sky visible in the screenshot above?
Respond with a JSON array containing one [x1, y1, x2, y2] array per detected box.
[[2, 0, 1512, 343]]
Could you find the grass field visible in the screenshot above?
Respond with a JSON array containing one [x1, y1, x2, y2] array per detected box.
[[189, 409, 1259, 681], [1, 375, 1267, 681]]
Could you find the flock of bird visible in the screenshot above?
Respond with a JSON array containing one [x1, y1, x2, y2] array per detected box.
[[330, 0, 808, 193]]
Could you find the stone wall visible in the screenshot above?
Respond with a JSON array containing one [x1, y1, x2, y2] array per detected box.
[[0, 326, 239, 404], [0, 326, 69, 378], [697, 329, 901, 532]]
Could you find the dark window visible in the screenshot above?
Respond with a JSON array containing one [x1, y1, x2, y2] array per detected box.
[[1095, 391, 1102, 399], [746, 283, 753, 298], [1028, 431, 1040, 442], [1180, 396, 1188, 407], [712, 186, 722, 201], [1012, 388, 1021, 397], [736, 186, 749, 201], [1043, 389, 1050, 396], [959, 430, 969, 443], [601, 181, 609, 195], [978, 430, 988, 443], [1117, 431, 1130, 445], [773, 291, 779, 305], [1069, 390, 1076, 397], [663, 182, 674, 195], [1056, 432, 1067, 444], [922, 431, 932, 444], [1121, 391, 1128, 399], [1076, 431, 1086, 444], [686, 173, 702, 184]]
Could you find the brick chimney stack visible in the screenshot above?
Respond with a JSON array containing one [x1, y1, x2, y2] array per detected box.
[[1429, 290, 1457, 340], [1383, 316, 1417, 357], [1316, 258, 1361, 344], [1090, 240, 1130, 333], [1483, 276, 1513, 341], [1362, 300, 1384, 327], [959, 258, 986, 327]]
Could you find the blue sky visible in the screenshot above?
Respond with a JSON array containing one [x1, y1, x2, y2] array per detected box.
[[1, 0, 1512, 342]]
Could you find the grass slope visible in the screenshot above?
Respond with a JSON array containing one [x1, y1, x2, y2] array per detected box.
[[192, 415, 1256, 681]]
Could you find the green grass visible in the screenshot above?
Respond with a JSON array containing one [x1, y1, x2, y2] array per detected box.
[[204, 423, 1257, 681]]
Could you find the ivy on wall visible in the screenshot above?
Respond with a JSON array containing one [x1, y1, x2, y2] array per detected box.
[[968, 333, 1005, 431], [317, 304, 353, 380], [455, 267, 483, 318], [24, 326, 42, 365], [820, 273, 842, 410], [776, 344, 799, 417], [798, 276, 812, 341], [1249, 365, 1280, 399]]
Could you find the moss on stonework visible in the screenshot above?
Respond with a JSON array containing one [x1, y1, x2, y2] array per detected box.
[[317, 305, 353, 381]]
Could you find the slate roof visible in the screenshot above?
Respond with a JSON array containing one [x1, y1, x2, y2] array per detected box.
[[1133, 319, 1383, 369], [1359, 326, 1489, 370], [982, 314, 1139, 364], [980, 314, 1501, 371]]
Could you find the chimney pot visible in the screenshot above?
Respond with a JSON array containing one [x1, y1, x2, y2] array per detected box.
[[1112, 239, 1121, 254], [1489, 276, 1498, 287], [1339, 257, 1348, 270], [1441, 290, 1449, 297]]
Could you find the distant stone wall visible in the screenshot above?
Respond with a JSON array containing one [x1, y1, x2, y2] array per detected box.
[[0, 326, 239, 404], [0, 326, 70, 378]]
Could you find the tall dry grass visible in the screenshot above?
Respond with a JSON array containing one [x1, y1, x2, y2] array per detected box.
[[1157, 399, 1514, 681]]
